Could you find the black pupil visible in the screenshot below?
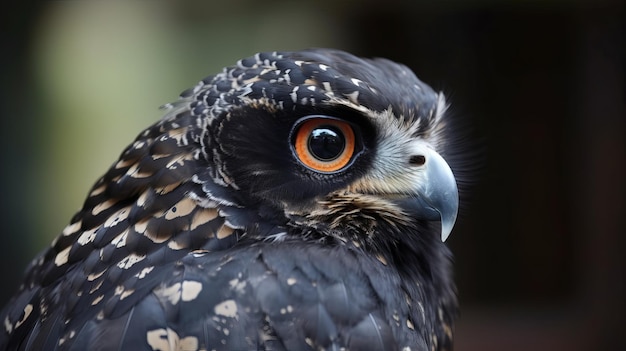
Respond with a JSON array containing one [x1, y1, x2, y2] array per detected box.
[[308, 126, 345, 161]]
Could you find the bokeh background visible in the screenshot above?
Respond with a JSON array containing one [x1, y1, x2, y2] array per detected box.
[[1, 1, 623, 350]]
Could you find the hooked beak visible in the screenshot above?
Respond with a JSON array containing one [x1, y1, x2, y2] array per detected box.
[[412, 148, 459, 242]]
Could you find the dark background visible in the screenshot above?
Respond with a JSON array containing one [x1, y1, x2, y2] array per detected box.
[[1, 1, 623, 350]]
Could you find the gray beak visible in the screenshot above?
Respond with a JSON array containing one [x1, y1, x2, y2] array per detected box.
[[413, 149, 459, 241]]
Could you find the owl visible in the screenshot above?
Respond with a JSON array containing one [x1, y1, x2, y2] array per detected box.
[[0, 49, 460, 351]]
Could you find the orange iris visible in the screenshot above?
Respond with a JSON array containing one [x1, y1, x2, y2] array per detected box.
[[293, 118, 355, 173]]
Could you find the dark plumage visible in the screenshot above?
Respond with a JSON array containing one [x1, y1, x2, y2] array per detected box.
[[0, 49, 461, 350]]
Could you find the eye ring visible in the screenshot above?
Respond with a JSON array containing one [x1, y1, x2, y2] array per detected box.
[[293, 117, 356, 173]]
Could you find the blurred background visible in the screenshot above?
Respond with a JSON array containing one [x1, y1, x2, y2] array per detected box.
[[0, 1, 623, 350]]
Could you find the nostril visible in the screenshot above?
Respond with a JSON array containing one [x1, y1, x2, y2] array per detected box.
[[409, 155, 426, 166]]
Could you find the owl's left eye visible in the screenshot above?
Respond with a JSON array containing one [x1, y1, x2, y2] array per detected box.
[[292, 117, 356, 173]]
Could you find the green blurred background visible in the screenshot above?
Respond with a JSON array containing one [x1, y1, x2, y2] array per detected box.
[[1, 1, 623, 350]]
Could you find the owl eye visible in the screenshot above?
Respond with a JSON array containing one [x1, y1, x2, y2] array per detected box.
[[293, 117, 356, 173]]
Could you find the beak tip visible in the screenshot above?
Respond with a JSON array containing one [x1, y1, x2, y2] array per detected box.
[[440, 192, 459, 242], [441, 220, 454, 242]]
